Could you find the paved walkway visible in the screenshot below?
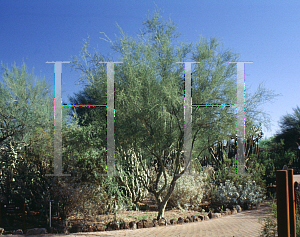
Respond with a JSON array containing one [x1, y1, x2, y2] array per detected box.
[[26, 200, 275, 237]]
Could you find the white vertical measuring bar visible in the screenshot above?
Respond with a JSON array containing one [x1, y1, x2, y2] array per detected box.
[[46, 61, 70, 177], [98, 61, 122, 176], [176, 62, 200, 176], [229, 61, 252, 176]]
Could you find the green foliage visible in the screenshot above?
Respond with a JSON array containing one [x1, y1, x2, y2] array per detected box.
[[274, 106, 300, 151], [0, 62, 57, 209], [0, 61, 54, 146], [257, 137, 296, 186]]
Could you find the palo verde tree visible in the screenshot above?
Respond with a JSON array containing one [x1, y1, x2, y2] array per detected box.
[[69, 9, 278, 220]]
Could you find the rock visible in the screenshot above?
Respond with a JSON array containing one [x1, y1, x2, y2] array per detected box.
[[177, 217, 184, 224], [0, 228, 3, 235], [202, 215, 209, 220], [233, 205, 242, 212], [119, 222, 129, 230], [25, 228, 47, 235], [170, 219, 177, 224], [163, 218, 171, 226], [153, 219, 159, 227], [231, 208, 238, 214], [158, 219, 165, 226], [83, 225, 95, 232], [142, 219, 154, 228], [82, 226, 89, 232], [186, 216, 193, 222], [129, 221, 136, 230], [211, 213, 222, 218], [137, 220, 144, 229], [184, 218, 189, 223], [198, 215, 204, 221], [106, 221, 119, 231], [226, 208, 231, 215], [96, 223, 105, 231], [13, 229, 23, 235]]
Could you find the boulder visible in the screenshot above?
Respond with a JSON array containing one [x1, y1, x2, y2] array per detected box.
[[3, 231, 13, 235], [129, 221, 136, 230], [119, 222, 129, 230], [170, 219, 177, 224], [211, 213, 222, 218], [0, 228, 4, 235], [89, 225, 96, 232], [106, 221, 119, 231], [158, 218, 165, 226], [226, 208, 231, 215], [13, 229, 23, 235], [177, 217, 184, 224], [186, 216, 193, 222], [137, 220, 144, 229], [153, 219, 159, 227], [164, 218, 171, 225], [231, 208, 238, 214], [184, 218, 189, 223], [236, 205, 242, 212], [143, 219, 154, 228], [25, 228, 47, 235]]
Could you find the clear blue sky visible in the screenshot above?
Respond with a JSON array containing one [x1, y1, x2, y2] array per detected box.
[[1, 0, 300, 140]]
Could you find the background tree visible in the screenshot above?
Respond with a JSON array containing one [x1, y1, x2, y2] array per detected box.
[[273, 106, 300, 152]]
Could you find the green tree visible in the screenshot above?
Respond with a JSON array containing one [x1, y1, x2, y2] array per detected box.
[[274, 106, 300, 152], [68, 9, 279, 220]]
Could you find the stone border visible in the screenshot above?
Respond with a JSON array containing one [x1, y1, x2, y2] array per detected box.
[[1, 205, 244, 235]]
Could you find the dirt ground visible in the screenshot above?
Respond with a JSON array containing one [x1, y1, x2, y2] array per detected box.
[[66, 209, 208, 227], [66, 194, 210, 226]]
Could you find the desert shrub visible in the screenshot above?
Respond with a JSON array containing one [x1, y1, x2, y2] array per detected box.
[[212, 179, 266, 208], [238, 180, 266, 208], [158, 168, 211, 210], [211, 180, 239, 206]]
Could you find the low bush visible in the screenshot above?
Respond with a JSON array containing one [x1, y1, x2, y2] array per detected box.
[[158, 168, 212, 210], [211, 179, 266, 208]]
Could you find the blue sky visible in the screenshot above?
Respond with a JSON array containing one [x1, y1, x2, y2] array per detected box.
[[1, 0, 300, 140]]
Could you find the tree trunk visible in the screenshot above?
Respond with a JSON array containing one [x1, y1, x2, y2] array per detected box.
[[157, 200, 168, 220]]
